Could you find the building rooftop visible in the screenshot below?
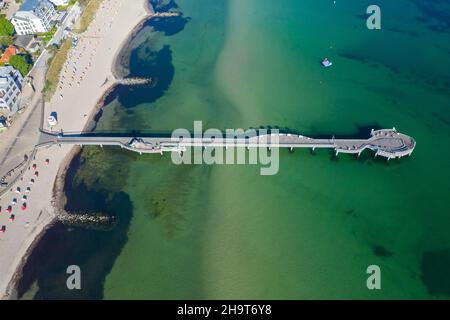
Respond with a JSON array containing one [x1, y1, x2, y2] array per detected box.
[[0, 66, 17, 78], [14, 35, 35, 49], [20, 0, 41, 11], [0, 46, 18, 64]]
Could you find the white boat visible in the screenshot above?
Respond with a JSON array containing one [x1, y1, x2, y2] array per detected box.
[[321, 58, 333, 67]]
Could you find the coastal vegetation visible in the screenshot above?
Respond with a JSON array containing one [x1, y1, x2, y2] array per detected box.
[[43, 37, 72, 101], [75, 0, 106, 34], [37, 26, 57, 45]]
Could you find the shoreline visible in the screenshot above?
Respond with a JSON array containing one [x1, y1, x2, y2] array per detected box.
[[0, 0, 154, 299], [111, 4, 154, 80], [4, 145, 80, 299]]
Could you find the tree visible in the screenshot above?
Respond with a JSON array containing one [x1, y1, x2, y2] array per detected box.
[[0, 16, 15, 37], [9, 54, 33, 76], [0, 35, 13, 47]]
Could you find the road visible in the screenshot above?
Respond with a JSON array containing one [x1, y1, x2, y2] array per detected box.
[[0, 3, 81, 196]]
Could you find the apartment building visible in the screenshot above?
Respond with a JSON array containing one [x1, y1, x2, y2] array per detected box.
[[11, 0, 56, 35], [0, 66, 24, 114]]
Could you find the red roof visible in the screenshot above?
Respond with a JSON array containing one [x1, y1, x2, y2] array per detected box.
[[0, 45, 18, 64]]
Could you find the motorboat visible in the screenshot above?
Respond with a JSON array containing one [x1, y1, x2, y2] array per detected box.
[[321, 58, 333, 67]]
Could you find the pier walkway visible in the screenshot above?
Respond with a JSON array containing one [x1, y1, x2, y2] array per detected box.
[[37, 129, 416, 160]]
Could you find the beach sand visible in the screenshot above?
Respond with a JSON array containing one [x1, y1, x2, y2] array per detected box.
[[0, 0, 153, 299]]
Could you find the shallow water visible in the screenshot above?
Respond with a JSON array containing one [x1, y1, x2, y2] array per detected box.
[[19, 0, 450, 299]]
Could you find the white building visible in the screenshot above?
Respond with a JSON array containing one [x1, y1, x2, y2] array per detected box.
[[11, 0, 57, 36], [0, 66, 23, 114], [49, 0, 69, 5]]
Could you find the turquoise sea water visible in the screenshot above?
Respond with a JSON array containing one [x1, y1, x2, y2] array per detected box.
[[19, 0, 450, 299]]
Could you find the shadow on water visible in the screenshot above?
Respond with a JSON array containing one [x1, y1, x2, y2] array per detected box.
[[249, 124, 383, 140], [17, 152, 134, 299], [61, 124, 384, 140]]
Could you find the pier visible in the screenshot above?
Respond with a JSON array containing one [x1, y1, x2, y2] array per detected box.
[[37, 129, 416, 160]]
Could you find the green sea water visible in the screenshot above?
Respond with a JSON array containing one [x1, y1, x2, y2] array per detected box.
[[20, 0, 450, 299]]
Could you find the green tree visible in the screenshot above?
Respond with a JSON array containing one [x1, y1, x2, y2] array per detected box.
[[0, 35, 13, 47], [9, 54, 33, 76], [0, 16, 15, 37]]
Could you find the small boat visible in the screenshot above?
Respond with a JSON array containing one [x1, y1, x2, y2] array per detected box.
[[9, 215, 15, 222], [21, 203, 27, 211], [321, 58, 333, 67], [0, 226, 6, 233]]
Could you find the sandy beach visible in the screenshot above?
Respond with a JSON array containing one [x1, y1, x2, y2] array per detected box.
[[0, 0, 153, 299]]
